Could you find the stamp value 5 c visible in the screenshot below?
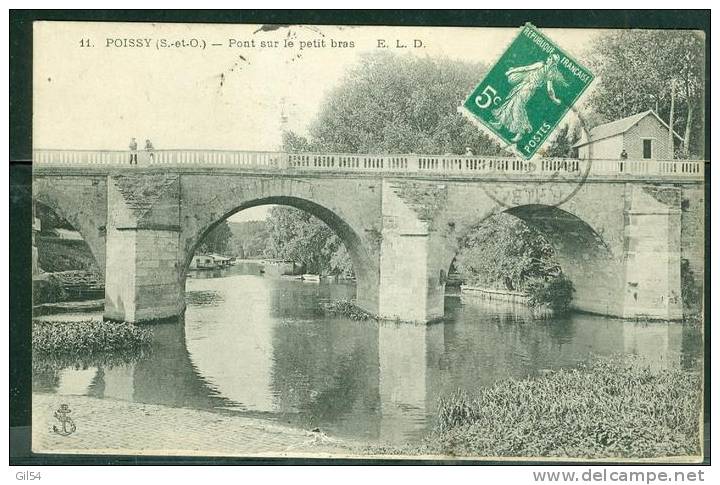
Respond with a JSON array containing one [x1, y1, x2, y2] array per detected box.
[[462, 23, 594, 160]]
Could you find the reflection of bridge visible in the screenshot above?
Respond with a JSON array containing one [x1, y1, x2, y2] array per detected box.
[[46, 310, 697, 444], [33, 149, 705, 322]]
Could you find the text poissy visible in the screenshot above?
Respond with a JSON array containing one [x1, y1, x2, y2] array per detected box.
[[106, 38, 152, 48]]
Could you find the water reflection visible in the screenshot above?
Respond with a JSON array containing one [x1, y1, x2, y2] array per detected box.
[[34, 264, 702, 444]]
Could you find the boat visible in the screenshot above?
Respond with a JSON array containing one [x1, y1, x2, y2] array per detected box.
[[301, 274, 320, 283]]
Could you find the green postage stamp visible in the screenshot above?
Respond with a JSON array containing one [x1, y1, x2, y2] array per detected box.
[[462, 23, 594, 159]]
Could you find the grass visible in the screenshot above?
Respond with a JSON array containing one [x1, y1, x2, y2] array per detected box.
[[33, 319, 153, 356], [369, 358, 702, 459]]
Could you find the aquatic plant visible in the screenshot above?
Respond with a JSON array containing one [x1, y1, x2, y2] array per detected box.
[[319, 299, 379, 321], [429, 358, 702, 458], [369, 357, 702, 459], [32, 319, 153, 355]]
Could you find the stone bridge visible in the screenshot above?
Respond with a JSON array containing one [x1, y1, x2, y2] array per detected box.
[[32, 149, 705, 323]]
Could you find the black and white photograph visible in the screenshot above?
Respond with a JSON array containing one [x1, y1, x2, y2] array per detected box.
[[8, 10, 710, 470]]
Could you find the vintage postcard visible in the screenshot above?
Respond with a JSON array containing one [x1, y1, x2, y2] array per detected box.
[[30, 20, 706, 461]]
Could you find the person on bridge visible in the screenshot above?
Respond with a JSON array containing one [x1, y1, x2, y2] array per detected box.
[[145, 139, 155, 162], [129, 138, 138, 165]]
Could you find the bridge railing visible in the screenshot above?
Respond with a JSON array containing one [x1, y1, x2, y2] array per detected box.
[[32, 149, 704, 178]]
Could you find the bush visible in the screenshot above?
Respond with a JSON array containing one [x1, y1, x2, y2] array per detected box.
[[423, 358, 702, 458], [455, 214, 560, 292], [33, 319, 153, 355], [526, 274, 575, 313]]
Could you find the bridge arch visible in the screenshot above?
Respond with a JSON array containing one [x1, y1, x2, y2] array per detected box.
[[446, 204, 623, 316], [180, 191, 378, 313], [32, 177, 108, 275], [33, 200, 104, 275]]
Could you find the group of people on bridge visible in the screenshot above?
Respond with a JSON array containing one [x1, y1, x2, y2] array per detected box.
[[128, 138, 155, 165]]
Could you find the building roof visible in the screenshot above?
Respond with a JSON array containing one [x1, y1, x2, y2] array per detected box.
[[573, 110, 684, 148]]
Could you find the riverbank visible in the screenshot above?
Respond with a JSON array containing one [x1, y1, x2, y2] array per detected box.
[[460, 285, 532, 307], [32, 393, 361, 457]]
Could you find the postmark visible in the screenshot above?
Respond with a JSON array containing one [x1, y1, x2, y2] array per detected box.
[[461, 23, 594, 160], [475, 104, 596, 209]]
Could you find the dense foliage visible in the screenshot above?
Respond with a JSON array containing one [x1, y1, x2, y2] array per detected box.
[[544, 123, 580, 158], [371, 358, 702, 458], [33, 319, 153, 355], [36, 238, 99, 273], [306, 53, 504, 155], [197, 220, 233, 255], [264, 206, 353, 276], [227, 221, 269, 258], [526, 274, 575, 314], [455, 214, 560, 291]]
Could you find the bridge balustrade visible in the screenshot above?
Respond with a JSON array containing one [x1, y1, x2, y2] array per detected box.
[[32, 149, 704, 178]]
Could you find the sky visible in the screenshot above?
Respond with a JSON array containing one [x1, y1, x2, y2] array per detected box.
[[34, 22, 601, 151], [34, 22, 601, 222]]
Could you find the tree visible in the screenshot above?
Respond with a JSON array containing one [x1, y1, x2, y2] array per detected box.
[[307, 52, 504, 155], [197, 220, 233, 255], [227, 220, 270, 258], [282, 131, 314, 153], [455, 214, 560, 291], [587, 30, 704, 157], [265, 206, 352, 276], [545, 124, 573, 158]]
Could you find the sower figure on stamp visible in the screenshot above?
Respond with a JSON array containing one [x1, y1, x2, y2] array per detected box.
[[145, 139, 154, 162], [129, 137, 138, 165], [491, 53, 566, 143]]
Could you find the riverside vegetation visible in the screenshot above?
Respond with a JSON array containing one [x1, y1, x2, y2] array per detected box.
[[368, 358, 702, 459], [33, 319, 152, 356]]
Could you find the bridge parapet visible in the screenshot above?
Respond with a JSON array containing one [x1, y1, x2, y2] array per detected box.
[[32, 149, 704, 179]]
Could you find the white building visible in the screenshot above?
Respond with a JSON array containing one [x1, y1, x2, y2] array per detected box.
[[573, 110, 683, 160]]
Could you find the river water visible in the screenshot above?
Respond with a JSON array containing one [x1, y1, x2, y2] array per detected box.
[[34, 262, 703, 445]]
